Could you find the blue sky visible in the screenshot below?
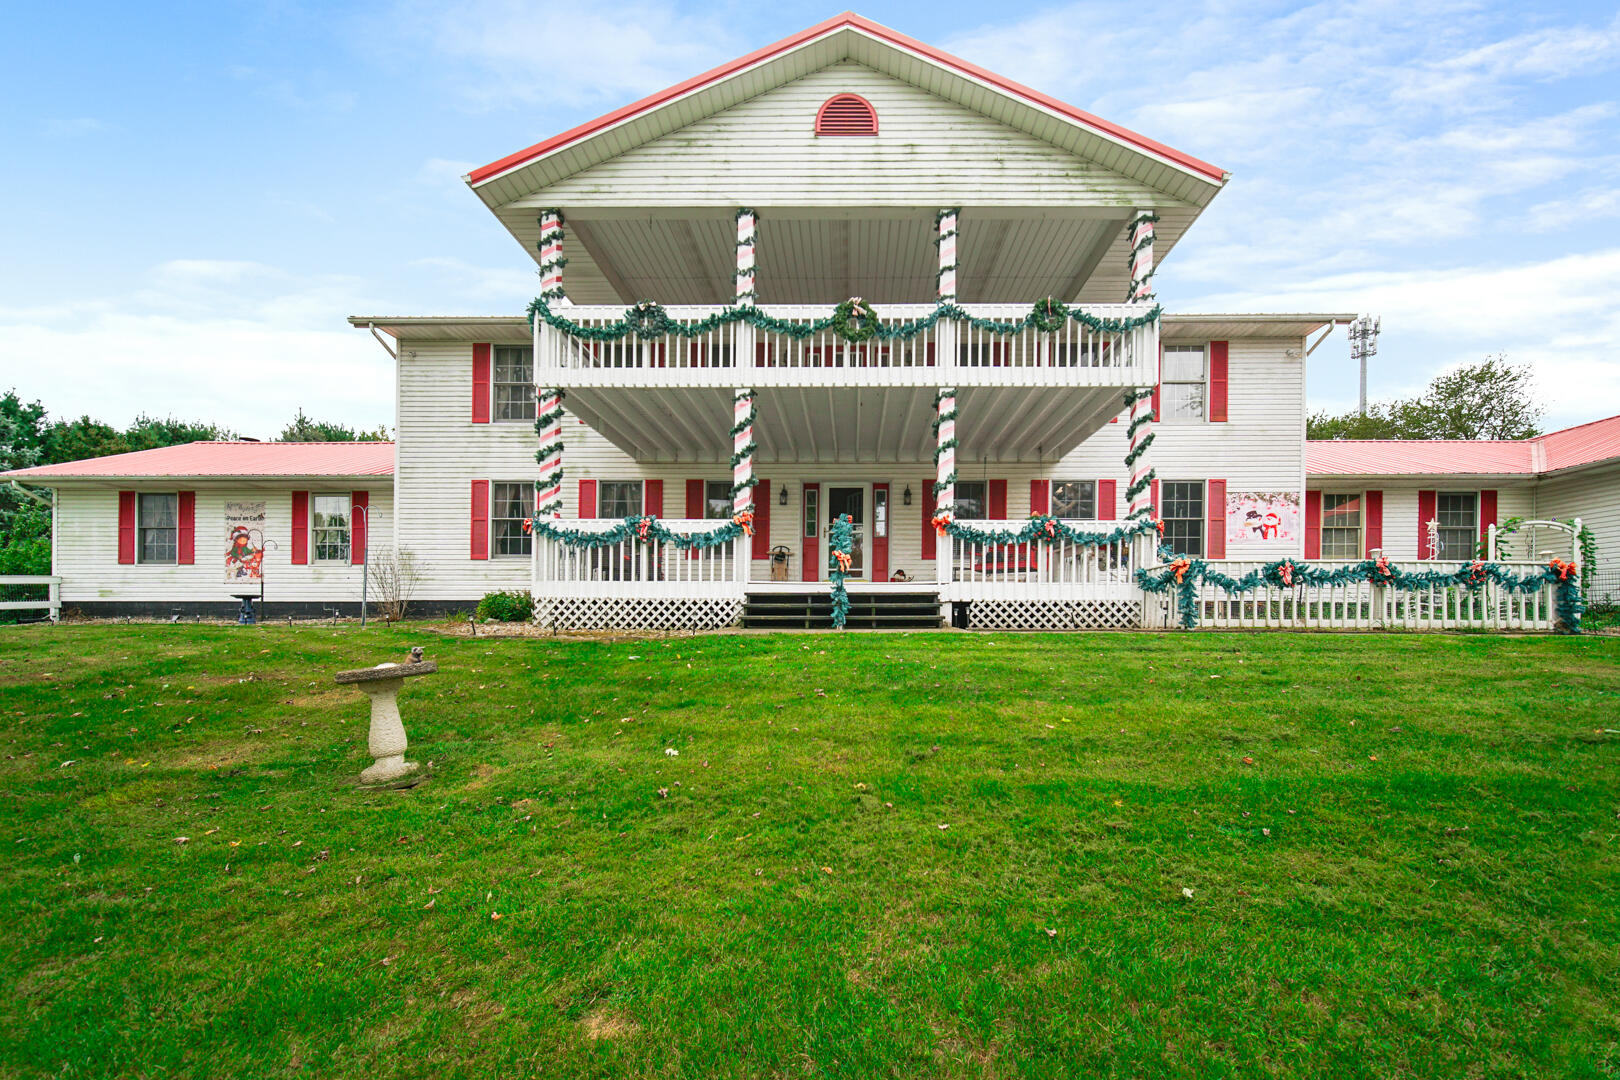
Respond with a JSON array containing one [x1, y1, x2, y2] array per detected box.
[[3, 1, 1618, 437]]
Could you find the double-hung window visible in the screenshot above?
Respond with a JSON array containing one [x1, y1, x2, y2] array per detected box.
[[1160, 481, 1205, 556], [492, 482, 534, 557], [138, 493, 178, 564], [1436, 492, 1477, 560], [1051, 480, 1096, 519], [1161, 346, 1207, 422], [1321, 494, 1363, 560], [598, 481, 643, 519], [493, 346, 536, 421], [312, 495, 351, 563], [703, 480, 732, 519], [954, 480, 986, 521]]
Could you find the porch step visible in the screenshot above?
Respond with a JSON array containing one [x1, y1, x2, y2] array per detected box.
[[742, 591, 943, 630]]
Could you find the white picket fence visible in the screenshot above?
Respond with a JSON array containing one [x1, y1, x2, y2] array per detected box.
[[0, 575, 61, 622], [940, 525, 1150, 603], [530, 519, 745, 599], [1143, 560, 1563, 631]]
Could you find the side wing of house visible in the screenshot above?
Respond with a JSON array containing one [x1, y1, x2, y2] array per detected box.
[[1535, 461, 1620, 586]]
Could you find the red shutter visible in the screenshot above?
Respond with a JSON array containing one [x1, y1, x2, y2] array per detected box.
[[577, 479, 597, 519], [751, 478, 770, 560], [1097, 479, 1117, 521], [1209, 341, 1229, 423], [1304, 489, 1322, 560], [470, 480, 489, 559], [644, 479, 663, 518], [117, 491, 136, 564], [1479, 489, 1497, 545], [685, 479, 704, 518], [176, 491, 195, 565], [871, 482, 889, 581], [471, 343, 491, 424], [291, 490, 309, 565], [1150, 478, 1160, 516], [801, 483, 820, 582], [988, 479, 1007, 520], [350, 490, 368, 564], [1206, 479, 1226, 560], [1417, 490, 1437, 559], [1029, 479, 1050, 515], [921, 481, 936, 560], [1364, 490, 1383, 557], [1151, 345, 1162, 418]]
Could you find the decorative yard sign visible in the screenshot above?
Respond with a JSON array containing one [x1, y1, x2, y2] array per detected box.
[[224, 501, 267, 584], [1227, 491, 1299, 546]]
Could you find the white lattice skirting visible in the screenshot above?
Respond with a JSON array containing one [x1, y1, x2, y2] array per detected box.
[[966, 599, 1143, 631], [535, 597, 744, 632]]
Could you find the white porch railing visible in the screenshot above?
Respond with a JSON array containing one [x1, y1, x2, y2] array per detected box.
[[537, 303, 1157, 387], [940, 524, 1153, 602], [1144, 559, 1562, 632], [530, 519, 745, 600], [0, 575, 61, 622]]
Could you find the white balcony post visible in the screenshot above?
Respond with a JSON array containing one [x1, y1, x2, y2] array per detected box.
[[538, 209, 567, 305], [1125, 209, 1159, 523], [735, 209, 758, 306], [935, 387, 957, 589], [732, 388, 756, 514]]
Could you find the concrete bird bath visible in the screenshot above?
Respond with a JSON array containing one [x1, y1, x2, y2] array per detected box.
[[335, 647, 437, 784]]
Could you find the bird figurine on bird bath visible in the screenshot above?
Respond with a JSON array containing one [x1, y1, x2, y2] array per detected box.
[[334, 646, 437, 784]]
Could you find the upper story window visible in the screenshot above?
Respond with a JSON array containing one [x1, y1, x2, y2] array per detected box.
[[494, 346, 536, 421], [704, 480, 732, 519], [138, 493, 178, 564], [954, 481, 987, 521], [598, 481, 643, 519], [1161, 346, 1207, 422], [815, 94, 878, 136]]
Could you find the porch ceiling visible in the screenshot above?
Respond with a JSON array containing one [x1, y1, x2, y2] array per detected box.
[[560, 384, 1126, 465], [530, 207, 1188, 306]]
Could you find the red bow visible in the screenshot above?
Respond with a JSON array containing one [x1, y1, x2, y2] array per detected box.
[[732, 509, 755, 537], [522, 518, 533, 534], [636, 516, 652, 540], [1279, 560, 1294, 587], [1549, 558, 1577, 581]]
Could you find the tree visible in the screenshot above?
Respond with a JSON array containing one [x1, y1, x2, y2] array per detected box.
[[1308, 356, 1544, 441], [280, 408, 390, 442]]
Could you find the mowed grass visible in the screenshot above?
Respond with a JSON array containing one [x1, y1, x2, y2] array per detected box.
[[1, 626, 1618, 1079]]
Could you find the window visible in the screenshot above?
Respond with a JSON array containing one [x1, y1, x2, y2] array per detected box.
[[492, 482, 534, 557], [803, 487, 818, 538], [1161, 345, 1207, 422], [704, 480, 732, 520], [1160, 481, 1205, 556], [873, 487, 888, 538], [954, 480, 986, 521], [1436, 492, 1477, 560], [1051, 480, 1096, 519], [598, 481, 643, 519], [138, 493, 178, 564], [312, 494, 351, 562], [493, 346, 535, 421], [1321, 493, 1362, 560]]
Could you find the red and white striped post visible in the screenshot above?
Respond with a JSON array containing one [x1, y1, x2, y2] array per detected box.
[[1126, 209, 1158, 522], [732, 389, 755, 515], [538, 209, 566, 303], [536, 391, 564, 518], [735, 209, 758, 306]]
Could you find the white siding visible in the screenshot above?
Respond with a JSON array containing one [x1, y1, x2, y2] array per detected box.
[[1307, 483, 1535, 560], [1535, 463, 1620, 569], [53, 483, 392, 605], [521, 63, 1175, 210]]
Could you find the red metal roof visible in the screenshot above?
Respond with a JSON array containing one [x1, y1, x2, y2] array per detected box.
[[2, 442, 395, 480], [467, 12, 1227, 187], [1308, 414, 1620, 477]]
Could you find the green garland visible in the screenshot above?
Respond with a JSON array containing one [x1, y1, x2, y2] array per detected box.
[[828, 513, 855, 629], [728, 390, 758, 502], [537, 210, 568, 301], [528, 515, 747, 551], [526, 296, 1161, 346], [1136, 556, 1583, 633], [944, 514, 1160, 549]]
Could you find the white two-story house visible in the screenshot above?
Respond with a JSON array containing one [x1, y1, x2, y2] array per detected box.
[[7, 14, 1604, 629]]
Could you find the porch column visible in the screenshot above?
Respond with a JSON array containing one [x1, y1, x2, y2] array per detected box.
[[935, 208, 959, 303], [934, 387, 957, 588], [732, 389, 756, 513], [538, 209, 567, 304], [1125, 209, 1158, 522], [536, 389, 565, 517], [735, 209, 758, 306]]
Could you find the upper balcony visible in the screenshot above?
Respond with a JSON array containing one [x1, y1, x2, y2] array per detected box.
[[535, 302, 1158, 390]]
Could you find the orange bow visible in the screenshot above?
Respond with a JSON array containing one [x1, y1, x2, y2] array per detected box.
[[1549, 558, 1577, 581], [931, 511, 953, 537], [732, 509, 755, 537], [1170, 557, 1191, 584], [833, 550, 852, 572], [522, 518, 533, 534]]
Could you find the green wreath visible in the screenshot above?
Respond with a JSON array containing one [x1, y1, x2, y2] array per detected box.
[[1031, 297, 1069, 333], [627, 300, 669, 340], [832, 297, 881, 343]]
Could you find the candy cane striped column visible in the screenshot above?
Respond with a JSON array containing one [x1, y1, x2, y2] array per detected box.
[[1127, 210, 1156, 302], [538, 209, 566, 303], [735, 209, 758, 306], [1125, 389, 1156, 521], [936, 209, 959, 302], [935, 388, 956, 514], [536, 389, 565, 517], [732, 388, 756, 513]]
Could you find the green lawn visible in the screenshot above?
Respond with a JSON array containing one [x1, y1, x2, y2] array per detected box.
[[2, 626, 1617, 1079]]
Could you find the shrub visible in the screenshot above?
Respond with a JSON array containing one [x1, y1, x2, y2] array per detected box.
[[476, 590, 534, 623]]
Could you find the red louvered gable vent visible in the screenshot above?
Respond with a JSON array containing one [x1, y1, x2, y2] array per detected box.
[[815, 94, 877, 136]]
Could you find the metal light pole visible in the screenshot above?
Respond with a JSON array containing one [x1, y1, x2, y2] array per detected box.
[[1348, 315, 1381, 415]]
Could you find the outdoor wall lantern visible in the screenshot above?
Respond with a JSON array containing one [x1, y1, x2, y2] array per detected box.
[[902, 485, 912, 506], [778, 483, 788, 506]]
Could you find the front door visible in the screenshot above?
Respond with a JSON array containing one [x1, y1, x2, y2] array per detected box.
[[827, 486, 864, 578]]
